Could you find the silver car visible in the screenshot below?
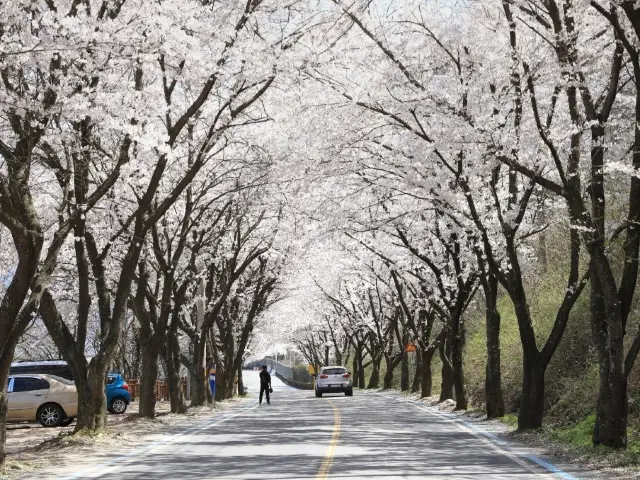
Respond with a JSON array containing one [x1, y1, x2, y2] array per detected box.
[[315, 366, 353, 397]]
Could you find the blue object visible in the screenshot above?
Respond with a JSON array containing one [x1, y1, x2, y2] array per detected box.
[[209, 378, 216, 397], [209, 365, 216, 397], [106, 373, 131, 414]]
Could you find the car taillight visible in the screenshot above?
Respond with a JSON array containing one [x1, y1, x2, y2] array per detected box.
[[123, 383, 129, 391], [319, 374, 328, 379], [343, 374, 350, 378]]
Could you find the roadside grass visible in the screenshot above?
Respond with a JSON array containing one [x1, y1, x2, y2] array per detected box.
[[0, 460, 38, 478], [548, 413, 597, 448], [499, 413, 518, 428], [498, 412, 640, 471], [547, 414, 640, 465]]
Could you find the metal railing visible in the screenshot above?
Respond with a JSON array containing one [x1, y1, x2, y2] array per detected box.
[[256, 359, 314, 390], [274, 371, 313, 390]]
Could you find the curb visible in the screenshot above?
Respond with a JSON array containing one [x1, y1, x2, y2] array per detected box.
[[57, 399, 259, 480], [371, 391, 581, 480]]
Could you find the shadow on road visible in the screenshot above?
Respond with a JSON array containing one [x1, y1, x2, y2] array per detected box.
[[70, 380, 547, 480]]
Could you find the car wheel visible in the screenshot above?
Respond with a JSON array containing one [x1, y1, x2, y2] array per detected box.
[[345, 388, 353, 397], [38, 404, 64, 427], [315, 389, 322, 398], [109, 396, 128, 414]]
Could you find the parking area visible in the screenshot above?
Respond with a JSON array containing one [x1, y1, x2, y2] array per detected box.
[[4, 400, 171, 457]]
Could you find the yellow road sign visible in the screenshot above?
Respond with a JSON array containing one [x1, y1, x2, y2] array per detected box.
[[307, 364, 316, 375]]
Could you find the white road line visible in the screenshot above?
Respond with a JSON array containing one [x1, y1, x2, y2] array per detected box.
[[372, 391, 578, 480], [59, 402, 259, 480], [412, 403, 555, 479]]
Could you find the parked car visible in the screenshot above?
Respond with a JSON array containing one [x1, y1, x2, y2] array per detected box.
[[106, 373, 131, 414], [315, 366, 353, 397], [9, 360, 72, 380], [11, 361, 131, 415], [7, 374, 78, 427]]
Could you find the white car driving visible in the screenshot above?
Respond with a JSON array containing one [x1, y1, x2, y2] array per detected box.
[[315, 366, 353, 397]]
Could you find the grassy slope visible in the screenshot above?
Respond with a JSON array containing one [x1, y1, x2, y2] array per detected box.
[[462, 234, 640, 462]]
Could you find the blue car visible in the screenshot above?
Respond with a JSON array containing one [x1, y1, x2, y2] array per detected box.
[[106, 373, 131, 414]]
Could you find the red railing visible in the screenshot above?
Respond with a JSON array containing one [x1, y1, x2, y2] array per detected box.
[[125, 378, 188, 401]]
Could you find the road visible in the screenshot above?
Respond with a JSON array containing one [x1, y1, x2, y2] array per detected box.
[[41, 371, 586, 480]]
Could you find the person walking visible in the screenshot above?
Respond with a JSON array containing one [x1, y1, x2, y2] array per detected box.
[[259, 365, 272, 405]]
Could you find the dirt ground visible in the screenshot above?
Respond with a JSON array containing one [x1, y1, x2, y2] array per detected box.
[[1, 398, 251, 479]]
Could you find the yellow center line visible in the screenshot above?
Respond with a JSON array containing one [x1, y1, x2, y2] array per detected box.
[[316, 400, 341, 479]]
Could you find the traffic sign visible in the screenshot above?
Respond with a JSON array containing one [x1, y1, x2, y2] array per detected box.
[[307, 364, 316, 375]]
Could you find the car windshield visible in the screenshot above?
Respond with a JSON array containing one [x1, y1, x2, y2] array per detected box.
[[322, 368, 347, 375], [47, 374, 75, 385], [107, 376, 117, 384]]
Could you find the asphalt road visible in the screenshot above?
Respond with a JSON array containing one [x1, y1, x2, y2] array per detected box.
[[42, 371, 586, 480]]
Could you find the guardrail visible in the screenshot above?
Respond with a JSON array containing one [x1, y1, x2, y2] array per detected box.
[[266, 359, 293, 379], [249, 358, 314, 389], [274, 371, 313, 390]]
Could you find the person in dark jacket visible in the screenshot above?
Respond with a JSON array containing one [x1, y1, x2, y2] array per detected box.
[[259, 365, 272, 405]]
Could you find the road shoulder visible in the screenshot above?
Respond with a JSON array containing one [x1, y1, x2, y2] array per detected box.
[[1, 397, 254, 480], [366, 389, 633, 480]]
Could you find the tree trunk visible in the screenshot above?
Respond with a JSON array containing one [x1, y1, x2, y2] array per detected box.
[[451, 318, 467, 410], [0, 352, 13, 466], [223, 363, 237, 399], [421, 349, 435, 398], [505, 247, 549, 431], [439, 335, 454, 401], [237, 365, 245, 396], [583, 99, 634, 447], [352, 356, 359, 388], [367, 356, 381, 389], [167, 373, 187, 414], [163, 319, 187, 414], [537, 209, 548, 274], [594, 359, 628, 448], [139, 333, 160, 418], [357, 346, 366, 389], [517, 357, 545, 430], [400, 351, 410, 392], [383, 356, 394, 389], [191, 335, 208, 407], [75, 363, 108, 432], [165, 352, 187, 414], [411, 349, 422, 393], [167, 376, 187, 413], [215, 365, 229, 401], [590, 260, 628, 448], [485, 282, 505, 418]]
